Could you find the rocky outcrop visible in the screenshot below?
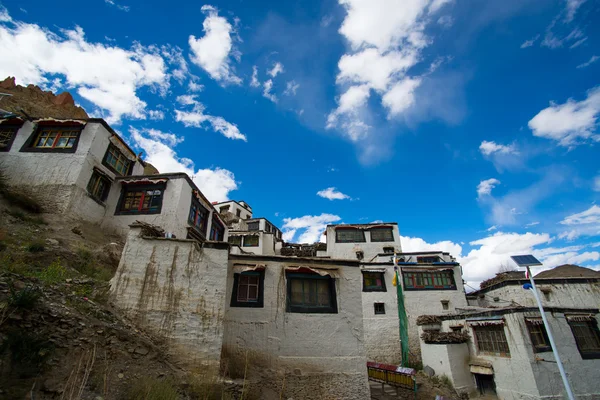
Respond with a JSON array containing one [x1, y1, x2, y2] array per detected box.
[[0, 76, 88, 119]]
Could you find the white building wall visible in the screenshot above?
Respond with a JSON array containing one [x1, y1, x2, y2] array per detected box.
[[222, 257, 370, 400], [420, 340, 472, 393], [109, 227, 229, 371], [326, 224, 402, 261], [228, 231, 275, 256], [215, 200, 252, 219]]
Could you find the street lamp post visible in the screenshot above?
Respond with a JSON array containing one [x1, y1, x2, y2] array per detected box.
[[510, 255, 575, 400]]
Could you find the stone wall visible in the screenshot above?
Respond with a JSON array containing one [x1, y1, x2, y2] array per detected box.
[[222, 255, 370, 400], [109, 227, 229, 371]]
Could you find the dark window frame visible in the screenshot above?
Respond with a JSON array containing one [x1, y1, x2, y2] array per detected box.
[[374, 302, 385, 315], [362, 271, 387, 292], [188, 196, 209, 238], [20, 123, 84, 153], [286, 272, 338, 314], [115, 182, 166, 215], [86, 170, 111, 203], [402, 270, 456, 291], [525, 318, 552, 353], [473, 324, 511, 357], [243, 235, 259, 247], [568, 318, 600, 360], [335, 228, 366, 243], [209, 217, 225, 241], [230, 271, 265, 308], [247, 221, 260, 231], [370, 227, 394, 242], [417, 256, 441, 264], [0, 121, 23, 152], [102, 143, 133, 176], [228, 235, 242, 246]]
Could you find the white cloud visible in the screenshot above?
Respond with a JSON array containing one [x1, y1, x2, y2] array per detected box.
[[437, 15, 453, 28], [174, 94, 247, 141], [576, 55, 599, 69], [282, 214, 342, 243], [188, 5, 241, 85], [0, 19, 169, 124], [525, 221, 540, 227], [479, 140, 517, 156], [188, 81, 204, 92], [104, 0, 130, 12], [147, 110, 165, 120], [284, 80, 300, 96], [262, 79, 277, 103], [565, 0, 586, 23], [316, 187, 351, 200], [382, 77, 421, 117], [267, 62, 284, 78], [0, 6, 12, 22], [594, 175, 600, 192], [428, 0, 453, 14], [487, 225, 497, 232], [129, 127, 238, 202], [250, 65, 260, 88], [528, 87, 600, 146], [520, 34, 539, 48], [477, 178, 500, 198], [561, 205, 600, 225], [401, 235, 463, 260]]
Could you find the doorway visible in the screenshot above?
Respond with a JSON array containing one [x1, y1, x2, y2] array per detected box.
[[474, 373, 496, 395]]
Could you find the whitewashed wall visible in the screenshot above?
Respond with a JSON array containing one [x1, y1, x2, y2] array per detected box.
[[325, 224, 402, 261], [222, 256, 370, 400], [109, 227, 229, 371], [228, 231, 276, 255], [215, 200, 252, 219]]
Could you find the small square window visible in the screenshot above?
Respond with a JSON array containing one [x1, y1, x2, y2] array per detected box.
[[362, 271, 386, 292], [87, 170, 111, 203], [441, 300, 449, 310], [286, 272, 337, 313], [103, 144, 132, 176], [236, 209, 241, 217], [567, 317, 600, 359], [450, 325, 463, 332], [0, 124, 20, 152], [473, 325, 510, 357], [230, 272, 264, 308], [220, 205, 230, 213], [374, 303, 385, 315], [525, 318, 552, 353], [116, 183, 165, 215]]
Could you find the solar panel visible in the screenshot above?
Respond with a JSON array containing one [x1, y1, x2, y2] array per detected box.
[[511, 255, 542, 267]]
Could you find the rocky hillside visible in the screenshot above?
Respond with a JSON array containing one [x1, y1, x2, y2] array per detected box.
[[0, 77, 88, 120]]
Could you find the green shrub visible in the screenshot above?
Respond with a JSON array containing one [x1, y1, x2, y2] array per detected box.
[[26, 241, 45, 253], [126, 377, 179, 400], [73, 247, 113, 281], [37, 260, 68, 284], [9, 285, 41, 309], [0, 329, 53, 377]]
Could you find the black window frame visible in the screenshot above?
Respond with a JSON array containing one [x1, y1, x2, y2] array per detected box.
[[243, 235, 259, 247], [374, 302, 385, 315], [525, 318, 552, 353], [362, 271, 387, 292], [0, 121, 22, 152], [188, 196, 209, 238], [235, 209, 241, 217], [402, 270, 456, 291], [230, 271, 265, 308], [286, 272, 338, 314], [86, 170, 111, 203], [209, 217, 225, 241], [20, 123, 84, 153], [102, 143, 133, 176], [370, 227, 394, 242], [567, 318, 600, 359], [115, 182, 166, 215], [335, 228, 366, 243], [247, 221, 259, 231]]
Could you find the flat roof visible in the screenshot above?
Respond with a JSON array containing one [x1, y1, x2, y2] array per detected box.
[[416, 306, 600, 324], [214, 199, 253, 211], [327, 222, 398, 227]]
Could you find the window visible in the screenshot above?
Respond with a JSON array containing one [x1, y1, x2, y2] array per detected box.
[[230, 271, 264, 308], [525, 318, 551, 353], [87, 171, 111, 202], [116, 183, 165, 215], [450, 325, 463, 332], [370, 227, 394, 242], [383, 246, 395, 254], [228, 236, 242, 246], [567, 317, 600, 359], [374, 303, 385, 315], [235, 209, 240, 217], [103, 144, 131, 175], [219, 205, 230, 213], [247, 221, 259, 231], [417, 256, 441, 264], [402, 270, 456, 290], [243, 235, 259, 247], [441, 300, 449, 311], [335, 228, 365, 243], [23, 125, 82, 152], [209, 217, 225, 241], [362, 271, 386, 292], [286, 272, 337, 313], [473, 325, 510, 356], [265, 223, 272, 233], [0, 124, 20, 152], [189, 198, 209, 236]]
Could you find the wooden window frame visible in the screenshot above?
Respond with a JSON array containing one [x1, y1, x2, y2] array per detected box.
[[473, 325, 511, 357], [286, 272, 338, 314], [188, 196, 209, 238], [21, 124, 83, 153], [243, 235, 259, 247], [370, 227, 394, 242], [230, 271, 265, 308], [102, 143, 133, 176], [209, 217, 225, 241], [247, 221, 260, 231], [568, 319, 600, 359], [228, 235, 242, 246], [402, 270, 456, 291], [86, 170, 111, 203], [115, 183, 165, 215], [0, 122, 22, 152], [335, 228, 366, 243], [374, 302, 385, 315], [362, 271, 387, 292], [525, 318, 552, 353]]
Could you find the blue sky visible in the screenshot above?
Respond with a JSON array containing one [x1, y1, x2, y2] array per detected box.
[[1, 0, 599, 287]]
